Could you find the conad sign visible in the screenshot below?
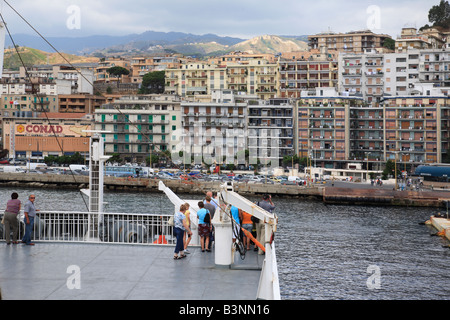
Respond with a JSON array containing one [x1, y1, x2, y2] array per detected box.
[[17, 124, 63, 134], [15, 124, 90, 137]]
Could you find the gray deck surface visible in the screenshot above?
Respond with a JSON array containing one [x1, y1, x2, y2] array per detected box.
[[0, 242, 263, 300]]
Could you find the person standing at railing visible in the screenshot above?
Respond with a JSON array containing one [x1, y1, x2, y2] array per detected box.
[[173, 204, 192, 260], [22, 194, 39, 246], [255, 194, 275, 255], [3, 192, 21, 245], [197, 201, 211, 252], [183, 203, 192, 253]]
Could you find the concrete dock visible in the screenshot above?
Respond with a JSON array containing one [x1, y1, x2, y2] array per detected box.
[[2, 172, 450, 207], [428, 216, 450, 241]]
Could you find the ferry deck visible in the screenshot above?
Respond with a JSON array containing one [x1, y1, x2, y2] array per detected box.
[[0, 242, 264, 300]]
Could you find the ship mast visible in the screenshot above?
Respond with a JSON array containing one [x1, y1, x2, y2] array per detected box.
[[0, 19, 5, 78], [83, 131, 110, 241]]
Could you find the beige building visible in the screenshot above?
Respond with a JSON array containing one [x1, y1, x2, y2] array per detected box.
[[130, 55, 182, 84], [2, 93, 58, 114], [395, 28, 433, 53], [164, 59, 278, 100], [308, 30, 392, 54], [95, 57, 131, 83]]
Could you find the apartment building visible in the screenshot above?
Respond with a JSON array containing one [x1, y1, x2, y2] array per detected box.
[[58, 94, 107, 114], [395, 27, 434, 52], [308, 30, 392, 54], [419, 49, 450, 88], [208, 51, 277, 65], [382, 95, 450, 165], [298, 87, 450, 171], [130, 55, 181, 84], [94, 95, 181, 163], [95, 57, 131, 83], [248, 98, 296, 165], [338, 49, 385, 103], [278, 55, 338, 98], [164, 59, 279, 100], [2, 93, 59, 114], [298, 88, 362, 169], [384, 50, 420, 96], [180, 90, 247, 166]]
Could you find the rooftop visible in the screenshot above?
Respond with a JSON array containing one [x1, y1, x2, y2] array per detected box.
[[0, 242, 263, 300]]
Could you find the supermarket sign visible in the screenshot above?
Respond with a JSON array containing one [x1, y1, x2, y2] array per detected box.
[[15, 124, 90, 137], [17, 124, 63, 134]]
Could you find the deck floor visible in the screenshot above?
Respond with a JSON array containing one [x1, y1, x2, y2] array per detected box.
[[0, 242, 264, 300]]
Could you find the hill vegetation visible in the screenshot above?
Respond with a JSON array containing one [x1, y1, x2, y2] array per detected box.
[[4, 46, 98, 70]]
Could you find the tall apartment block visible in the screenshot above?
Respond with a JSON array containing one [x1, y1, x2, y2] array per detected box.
[[248, 98, 296, 164], [419, 49, 450, 88], [94, 95, 181, 163], [298, 88, 362, 169], [383, 96, 450, 165], [278, 57, 338, 99], [308, 30, 392, 54], [180, 90, 248, 166], [338, 49, 385, 103]]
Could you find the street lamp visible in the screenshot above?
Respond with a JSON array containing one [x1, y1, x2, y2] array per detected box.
[[366, 152, 371, 182], [393, 151, 398, 191]]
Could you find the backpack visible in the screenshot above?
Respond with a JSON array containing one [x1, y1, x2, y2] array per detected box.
[[204, 210, 211, 223]]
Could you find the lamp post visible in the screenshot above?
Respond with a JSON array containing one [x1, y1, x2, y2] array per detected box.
[[393, 151, 398, 191], [366, 152, 371, 182]]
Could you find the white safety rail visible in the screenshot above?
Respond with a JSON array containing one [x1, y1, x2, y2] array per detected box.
[[0, 211, 199, 246]]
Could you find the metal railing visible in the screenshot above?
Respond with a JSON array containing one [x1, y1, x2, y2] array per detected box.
[[0, 211, 199, 246]]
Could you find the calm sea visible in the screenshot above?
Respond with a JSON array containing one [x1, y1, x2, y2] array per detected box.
[[1, 186, 449, 300]]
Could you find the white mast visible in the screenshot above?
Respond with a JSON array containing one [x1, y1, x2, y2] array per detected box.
[[0, 20, 5, 78], [83, 131, 110, 241]]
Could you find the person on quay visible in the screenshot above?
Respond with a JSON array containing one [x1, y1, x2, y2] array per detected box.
[[22, 194, 39, 246], [3, 192, 21, 245]]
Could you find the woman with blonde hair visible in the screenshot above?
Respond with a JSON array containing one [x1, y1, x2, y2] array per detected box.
[[183, 203, 192, 253]]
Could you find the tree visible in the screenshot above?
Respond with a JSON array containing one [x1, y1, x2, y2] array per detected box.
[[382, 160, 400, 180], [106, 66, 130, 84], [425, 0, 450, 29], [139, 71, 165, 94], [382, 38, 395, 51]]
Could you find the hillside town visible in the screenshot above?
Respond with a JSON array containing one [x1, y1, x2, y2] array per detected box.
[[2, 24, 450, 180]]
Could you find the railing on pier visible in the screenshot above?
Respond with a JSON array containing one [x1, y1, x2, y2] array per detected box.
[[0, 211, 199, 246]]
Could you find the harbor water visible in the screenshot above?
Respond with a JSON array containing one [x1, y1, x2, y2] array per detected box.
[[1, 187, 449, 300]]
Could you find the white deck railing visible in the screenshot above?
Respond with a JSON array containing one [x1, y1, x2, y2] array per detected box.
[[0, 211, 199, 246]]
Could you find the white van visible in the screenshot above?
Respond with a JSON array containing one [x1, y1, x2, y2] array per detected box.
[[2, 166, 25, 173]]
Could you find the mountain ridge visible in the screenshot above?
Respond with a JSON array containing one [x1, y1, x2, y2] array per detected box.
[[5, 30, 308, 57]]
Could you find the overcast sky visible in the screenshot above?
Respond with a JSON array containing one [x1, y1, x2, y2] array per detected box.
[[1, 0, 432, 39]]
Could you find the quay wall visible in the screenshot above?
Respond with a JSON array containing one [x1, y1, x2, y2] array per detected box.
[[0, 172, 449, 208]]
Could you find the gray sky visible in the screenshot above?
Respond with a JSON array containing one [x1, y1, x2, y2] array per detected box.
[[1, 0, 432, 39]]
